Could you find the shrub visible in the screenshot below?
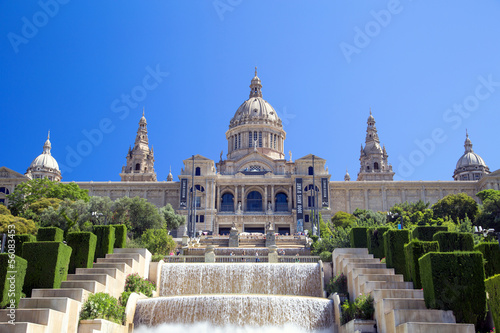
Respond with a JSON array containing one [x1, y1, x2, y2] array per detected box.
[[66, 232, 97, 274], [93, 225, 115, 259], [36, 227, 64, 242], [412, 226, 448, 241], [419, 251, 486, 326], [0, 254, 27, 308], [119, 291, 132, 307], [141, 228, 176, 255], [383, 229, 410, 277], [326, 273, 348, 296], [124, 273, 156, 297], [404, 240, 439, 289], [485, 274, 500, 330], [350, 227, 368, 248], [80, 292, 124, 325], [12, 234, 36, 258], [433, 231, 474, 252], [23, 241, 72, 297], [113, 224, 127, 249], [474, 242, 500, 278], [319, 251, 332, 262], [367, 227, 390, 259], [341, 294, 374, 325]]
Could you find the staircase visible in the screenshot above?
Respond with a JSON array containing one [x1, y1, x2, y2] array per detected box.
[[332, 248, 475, 333], [0, 248, 151, 333]]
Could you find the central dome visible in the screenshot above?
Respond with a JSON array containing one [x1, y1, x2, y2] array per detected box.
[[229, 97, 282, 129]]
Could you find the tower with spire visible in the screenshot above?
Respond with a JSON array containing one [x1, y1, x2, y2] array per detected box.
[[453, 130, 490, 181], [120, 110, 157, 181], [357, 110, 394, 181], [25, 131, 62, 181]]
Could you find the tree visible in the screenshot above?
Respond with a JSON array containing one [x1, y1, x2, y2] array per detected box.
[[38, 199, 90, 232], [113, 197, 164, 238], [432, 193, 479, 222], [160, 204, 185, 231], [140, 228, 176, 255], [0, 208, 36, 234], [0, 205, 10, 215], [331, 211, 356, 228], [352, 208, 386, 226], [475, 189, 500, 231]]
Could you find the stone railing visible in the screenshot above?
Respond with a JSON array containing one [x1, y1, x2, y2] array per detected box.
[[159, 254, 321, 264]]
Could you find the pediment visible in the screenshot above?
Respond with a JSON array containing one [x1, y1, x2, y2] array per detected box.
[[295, 154, 326, 162], [233, 152, 277, 173], [0, 166, 28, 179], [183, 154, 213, 162]]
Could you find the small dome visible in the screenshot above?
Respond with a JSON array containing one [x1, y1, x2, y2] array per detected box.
[[456, 152, 487, 169], [367, 109, 375, 123], [30, 153, 60, 171]]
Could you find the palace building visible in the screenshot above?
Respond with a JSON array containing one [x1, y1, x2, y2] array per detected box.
[[1, 70, 499, 236]]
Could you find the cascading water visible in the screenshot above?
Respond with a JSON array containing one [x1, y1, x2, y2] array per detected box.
[[134, 262, 335, 332]]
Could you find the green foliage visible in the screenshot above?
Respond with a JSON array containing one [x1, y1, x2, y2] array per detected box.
[[0, 214, 36, 234], [331, 211, 356, 228], [433, 231, 474, 252], [113, 196, 164, 238], [140, 228, 176, 255], [475, 189, 500, 231], [124, 273, 156, 297], [113, 224, 127, 249], [93, 225, 115, 259], [311, 226, 351, 255], [28, 198, 63, 219], [79, 292, 124, 325], [326, 273, 348, 296], [0, 254, 27, 308], [485, 274, 500, 330], [367, 227, 391, 259], [350, 227, 368, 248], [341, 294, 375, 325], [23, 241, 72, 297], [419, 251, 486, 326], [474, 242, 500, 278], [352, 208, 386, 226], [12, 234, 36, 258], [432, 193, 479, 222], [0, 205, 11, 215], [404, 240, 439, 289], [66, 232, 97, 274], [319, 251, 332, 262], [119, 291, 132, 308], [38, 199, 89, 232], [383, 229, 410, 277], [411, 226, 448, 241], [160, 204, 185, 231], [318, 213, 334, 239], [37, 227, 64, 242]]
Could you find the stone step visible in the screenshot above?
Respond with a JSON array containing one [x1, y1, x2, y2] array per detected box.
[[75, 267, 122, 279], [361, 281, 413, 295], [375, 298, 426, 333], [395, 322, 475, 333], [31, 288, 89, 303], [113, 248, 147, 259], [106, 252, 142, 262], [18, 297, 81, 333], [91, 262, 129, 273], [340, 258, 381, 273], [0, 309, 65, 332], [345, 263, 387, 276], [96, 257, 135, 269], [385, 309, 456, 333], [60, 280, 105, 293], [354, 274, 405, 299], [372, 289, 424, 301], [67, 273, 113, 286], [0, 322, 47, 333]]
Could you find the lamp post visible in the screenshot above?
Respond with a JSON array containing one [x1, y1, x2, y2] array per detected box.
[[474, 226, 500, 249], [387, 211, 403, 229], [92, 211, 104, 225]]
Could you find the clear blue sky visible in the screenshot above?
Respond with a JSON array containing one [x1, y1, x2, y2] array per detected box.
[[1, 1, 499, 182]]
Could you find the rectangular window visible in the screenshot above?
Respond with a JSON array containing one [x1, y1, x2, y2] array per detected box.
[[234, 135, 237, 150], [305, 214, 309, 223], [259, 132, 262, 147], [249, 132, 252, 147], [200, 215, 205, 223], [195, 196, 201, 208], [238, 133, 241, 148], [274, 135, 277, 149]]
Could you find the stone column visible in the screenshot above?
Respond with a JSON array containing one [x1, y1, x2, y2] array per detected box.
[[234, 185, 238, 212], [264, 185, 268, 213], [364, 189, 369, 210], [205, 245, 216, 263], [268, 245, 278, 263], [288, 185, 292, 211], [242, 185, 245, 212], [382, 186, 387, 211], [216, 185, 220, 211]]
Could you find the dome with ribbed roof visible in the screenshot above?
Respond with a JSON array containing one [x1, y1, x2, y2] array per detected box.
[[26, 131, 62, 181], [453, 131, 490, 181]]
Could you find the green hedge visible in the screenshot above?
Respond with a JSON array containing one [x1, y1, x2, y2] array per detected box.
[[12, 234, 36, 258], [419, 251, 486, 326], [383, 229, 410, 278], [367, 227, 391, 259], [412, 226, 448, 241], [37, 227, 64, 242], [66, 232, 97, 274], [23, 242, 72, 297], [485, 274, 500, 330], [113, 224, 127, 249], [93, 225, 115, 259], [432, 231, 474, 252], [350, 227, 368, 248], [0, 254, 28, 308], [404, 240, 439, 289], [474, 242, 500, 278]]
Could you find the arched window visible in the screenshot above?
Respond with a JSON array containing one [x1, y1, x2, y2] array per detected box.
[[308, 166, 314, 175], [220, 193, 234, 212], [195, 167, 201, 176], [135, 163, 141, 171], [247, 191, 262, 212], [374, 162, 379, 170], [275, 193, 288, 212], [366, 165, 370, 171], [190, 185, 205, 192], [0, 187, 9, 195]]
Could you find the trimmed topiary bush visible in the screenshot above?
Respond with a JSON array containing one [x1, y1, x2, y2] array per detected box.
[[419, 251, 486, 326], [383, 229, 410, 278], [0, 254, 27, 308], [485, 274, 500, 330], [432, 231, 474, 252], [37, 227, 64, 242], [319, 251, 332, 262], [23, 241, 72, 297], [350, 227, 368, 248], [474, 242, 500, 278], [93, 225, 115, 259], [412, 226, 448, 241], [12, 234, 36, 258], [66, 232, 97, 274], [367, 227, 390, 259], [404, 240, 439, 289], [113, 224, 127, 249]]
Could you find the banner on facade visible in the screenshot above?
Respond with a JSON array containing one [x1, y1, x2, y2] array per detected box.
[[321, 178, 329, 207], [295, 178, 304, 232], [180, 179, 188, 208]]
